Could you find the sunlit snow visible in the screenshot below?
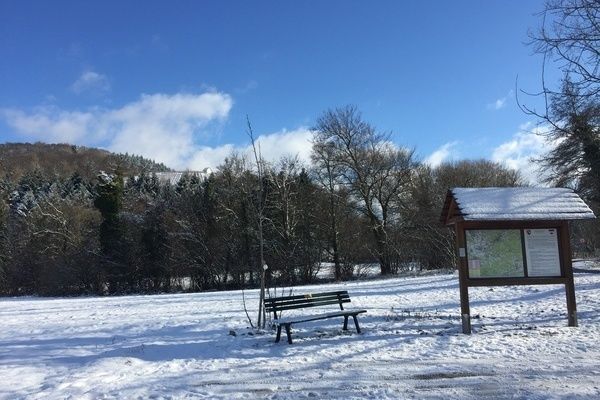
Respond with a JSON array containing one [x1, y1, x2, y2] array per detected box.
[[1, 262, 600, 399]]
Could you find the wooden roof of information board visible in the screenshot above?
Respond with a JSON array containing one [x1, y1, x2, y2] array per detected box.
[[440, 187, 596, 225]]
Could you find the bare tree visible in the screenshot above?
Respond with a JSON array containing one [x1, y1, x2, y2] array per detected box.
[[520, 0, 600, 202], [404, 160, 525, 270], [311, 137, 344, 279], [314, 106, 416, 274], [246, 117, 268, 329], [538, 82, 600, 200], [265, 156, 302, 283], [528, 0, 600, 107]]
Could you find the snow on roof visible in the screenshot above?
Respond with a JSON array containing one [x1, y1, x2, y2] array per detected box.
[[443, 187, 596, 222]]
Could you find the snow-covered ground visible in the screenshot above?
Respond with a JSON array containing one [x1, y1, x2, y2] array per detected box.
[[1, 262, 600, 399]]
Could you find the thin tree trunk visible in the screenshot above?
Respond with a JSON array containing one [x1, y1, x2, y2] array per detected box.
[[247, 116, 267, 329], [258, 216, 266, 328], [331, 196, 341, 280]]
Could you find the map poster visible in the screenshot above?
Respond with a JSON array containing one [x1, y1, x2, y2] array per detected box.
[[465, 230, 525, 278], [524, 228, 562, 277]]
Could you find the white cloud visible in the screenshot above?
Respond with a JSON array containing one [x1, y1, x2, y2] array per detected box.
[[1, 92, 316, 171], [253, 128, 314, 164], [70, 70, 111, 94], [107, 92, 232, 168], [491, 123, 556, 185], [493, 98, 506, 110], [188, 128, 315, 170], [424, 141, 459, 167], [1, 91, 233, 169], [189, 144, 237, 171], [1, 107, 96, 143], [487, 90, 513, 111]]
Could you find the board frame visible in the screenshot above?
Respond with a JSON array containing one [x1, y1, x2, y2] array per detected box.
[[455, 220, 577, 334]]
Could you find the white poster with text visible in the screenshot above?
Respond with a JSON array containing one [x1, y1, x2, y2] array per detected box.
[[524, 228, 561, 277]]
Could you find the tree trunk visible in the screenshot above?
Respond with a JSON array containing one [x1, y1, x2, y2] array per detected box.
[[373, 225, 391, 275], [330, 195, 342, 280]]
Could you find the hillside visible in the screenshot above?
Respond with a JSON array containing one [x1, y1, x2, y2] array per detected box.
[[0, 142, 171, 181]]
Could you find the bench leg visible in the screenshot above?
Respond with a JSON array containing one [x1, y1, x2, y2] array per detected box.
[[343, 316, 349, 330], [353, 315, 361, 334], [275, 325, 282, 343], [284, 324, 293, 344]]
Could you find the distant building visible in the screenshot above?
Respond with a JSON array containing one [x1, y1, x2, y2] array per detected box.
[[153, 169, 213, 185], [127, 168, 213, 185]]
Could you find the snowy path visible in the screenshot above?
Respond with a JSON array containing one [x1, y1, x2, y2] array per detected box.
[[1, 265, 600, 399]]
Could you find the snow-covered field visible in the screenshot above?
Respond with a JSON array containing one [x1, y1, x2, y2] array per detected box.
[[2, 263, 600, 399]]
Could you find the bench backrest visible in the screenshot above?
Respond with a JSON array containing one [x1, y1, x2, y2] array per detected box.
[[264, 290, 351, 319]]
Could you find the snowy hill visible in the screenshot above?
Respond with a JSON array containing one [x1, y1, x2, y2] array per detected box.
[[1, 264, 600, 399], [0, 142, 170, 181]]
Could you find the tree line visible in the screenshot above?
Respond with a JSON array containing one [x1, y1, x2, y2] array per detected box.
[[2, 0, 600, 297], [0, 108, 527, 296]]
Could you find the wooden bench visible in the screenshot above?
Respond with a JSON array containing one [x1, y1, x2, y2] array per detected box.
[[264, 290, 366, 344]]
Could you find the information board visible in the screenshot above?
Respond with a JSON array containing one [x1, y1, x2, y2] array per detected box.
[[465, 230, 524, 278], [524, 228, 562, 277]]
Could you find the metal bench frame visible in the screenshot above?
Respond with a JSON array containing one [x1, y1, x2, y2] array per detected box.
[[264, 290, 366, 344]]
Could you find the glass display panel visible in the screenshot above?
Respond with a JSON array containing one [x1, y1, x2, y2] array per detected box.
[[466, 229, 525, 278], [524, 228, 562, 277]]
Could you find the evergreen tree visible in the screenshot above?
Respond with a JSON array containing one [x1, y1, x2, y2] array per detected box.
[[539, 81, 600, 202], [141, 202, 170, 292], [94, 171, 126, 293], [295, 168, 323, 282], [0, 195, 8, 293]]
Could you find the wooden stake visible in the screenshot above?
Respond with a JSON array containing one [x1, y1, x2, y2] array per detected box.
[[455, 222, 471, 334], [561, 221, 578, 327]]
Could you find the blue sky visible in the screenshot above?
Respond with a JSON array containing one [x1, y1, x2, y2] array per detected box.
[[0, 1, 560, 180]]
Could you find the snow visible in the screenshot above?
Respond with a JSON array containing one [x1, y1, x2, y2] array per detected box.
[[450, 187, 596, 221], [2, 263, 600, 399], [154, 170, 211, 185]]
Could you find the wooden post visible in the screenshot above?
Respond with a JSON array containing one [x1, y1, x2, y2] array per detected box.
[[455, 222, 471, 334], [560, 221, 578, 327]]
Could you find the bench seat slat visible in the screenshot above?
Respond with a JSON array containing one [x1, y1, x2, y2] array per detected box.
[[265, 298, 351, 312], [265, 294, 349, 307], [265, 290, 349, 303], [266, 293, 350, 306], [273, 309, 367, 325]]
